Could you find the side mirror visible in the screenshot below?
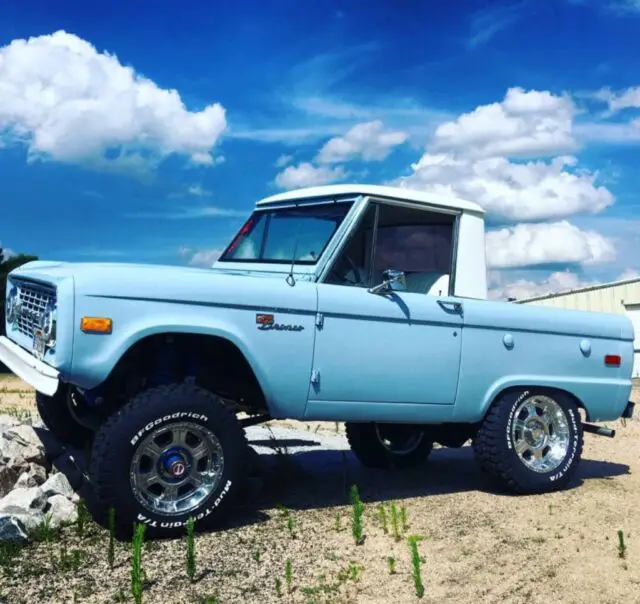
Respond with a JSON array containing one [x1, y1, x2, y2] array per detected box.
[[368, 269, 406, 295]]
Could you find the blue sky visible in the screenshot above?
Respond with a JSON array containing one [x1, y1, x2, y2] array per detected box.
[[3, 0, 640, 298]]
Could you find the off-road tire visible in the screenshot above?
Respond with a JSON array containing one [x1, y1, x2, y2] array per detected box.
[[89, 382, 249, 537], [473, 388, 584, 494], [36, 387, 92, 448], [345, 422, 433, 469]]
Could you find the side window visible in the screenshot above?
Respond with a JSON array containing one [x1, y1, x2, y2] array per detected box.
[[324, 204, 376, 288], [325, 202, 455, 295]]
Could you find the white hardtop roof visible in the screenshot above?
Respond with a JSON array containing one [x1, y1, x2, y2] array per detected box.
[[256, 184, 485, 214]]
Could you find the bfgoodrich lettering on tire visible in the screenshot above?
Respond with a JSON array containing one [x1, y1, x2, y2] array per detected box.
[[473, 388, 584, 494], [89, 382, 249, 537]]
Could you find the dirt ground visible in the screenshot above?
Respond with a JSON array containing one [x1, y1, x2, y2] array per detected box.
[[0, 373, 639, 604]]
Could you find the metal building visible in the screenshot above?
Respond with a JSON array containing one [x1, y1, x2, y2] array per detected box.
[[516, 277, 640, 377]]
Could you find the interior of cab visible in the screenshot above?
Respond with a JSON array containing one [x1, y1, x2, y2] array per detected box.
[[325, 201, 455, 296]]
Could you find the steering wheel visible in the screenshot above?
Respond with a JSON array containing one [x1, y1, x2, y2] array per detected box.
[[331, 254, 362, 286]]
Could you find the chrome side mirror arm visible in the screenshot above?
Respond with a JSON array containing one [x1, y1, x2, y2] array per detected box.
[[368, 269, 406, 295]]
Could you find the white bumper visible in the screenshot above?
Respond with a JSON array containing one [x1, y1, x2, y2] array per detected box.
[[0, 335, 60, 396]]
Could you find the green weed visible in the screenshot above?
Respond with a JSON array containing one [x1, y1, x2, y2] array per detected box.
[[401, 507, 408, 532], [131, 523, 146, 604], [334, 512, 341, 532], [29, 513, 60, 543], [391, 503, 401, 542], [107, 506, 116, 568], [408, 535, 425, 598], [186, 516, 196, 581], [387, 555, 396, 574], [378, 504, 388, 534], [618, 529, 627, 559], [350, 484, 365, 545], [287, 512, 296, 539], [285, 558, 293, 593], [76, 499, 90, 537]]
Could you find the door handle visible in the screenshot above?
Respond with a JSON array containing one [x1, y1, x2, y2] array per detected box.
[[437, 300, 463, 314]]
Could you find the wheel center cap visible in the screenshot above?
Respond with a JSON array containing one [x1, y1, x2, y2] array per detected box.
[[162, 452, 188, 478], [169, 460, 187, 477], [525, 420, 546, 447]]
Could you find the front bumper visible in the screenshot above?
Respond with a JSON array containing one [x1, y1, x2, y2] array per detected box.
[[0, 335, 60, 396], [623, 401, 635, 420]]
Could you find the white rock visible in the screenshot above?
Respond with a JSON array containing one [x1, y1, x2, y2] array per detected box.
[[0, 515, 28, 543], [0, 415, 22, 431], [15, 472, 37, 489], [0, 465, 21, 498], [45, 494, 78, 528], [0, 486, 47, 515], [7, 511, 45, 532], [27, 463, 47, 486], [3, 425, 45, 464], [41, 473, 74, 499], [14, 463, 47, 490]]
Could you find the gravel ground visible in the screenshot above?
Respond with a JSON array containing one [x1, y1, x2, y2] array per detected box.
[[0, 374, 639, 604]]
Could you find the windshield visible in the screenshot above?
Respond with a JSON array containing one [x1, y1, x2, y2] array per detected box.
[[219, 201, 354, 264]]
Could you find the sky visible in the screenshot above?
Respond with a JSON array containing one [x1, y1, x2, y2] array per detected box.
[[2, 0, 640, 299]]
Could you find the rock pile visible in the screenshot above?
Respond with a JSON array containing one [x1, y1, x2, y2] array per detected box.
[[0, 414, 79, 543]]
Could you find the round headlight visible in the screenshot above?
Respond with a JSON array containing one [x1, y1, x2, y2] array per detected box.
[[6, 286, 19, 324], [40, 303, 56, 342]]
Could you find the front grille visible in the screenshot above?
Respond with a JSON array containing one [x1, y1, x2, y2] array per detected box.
[[12, 280, 57, 340]]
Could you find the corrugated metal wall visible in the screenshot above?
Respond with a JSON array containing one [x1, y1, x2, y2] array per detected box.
[[624, 305, 640, 377], [519, 280, 640, 315]]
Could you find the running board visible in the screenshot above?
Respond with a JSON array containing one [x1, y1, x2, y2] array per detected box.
[[582, 423, 616, 438]]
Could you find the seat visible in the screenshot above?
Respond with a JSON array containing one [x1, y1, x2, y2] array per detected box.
[[404, 272, 450, 296]]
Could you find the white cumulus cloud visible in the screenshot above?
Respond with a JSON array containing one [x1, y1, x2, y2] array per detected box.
[[430, 87, 577, 159], [179, 246, 223, 267], [594, 86, 640, 113], [0, 30, 227, 167], [395, 87, 615, 223], [486, 221, 616, 269], [316, 120, 408, 164], [274, 162, 347, 190], [488, 270, 594, 301], [398, 153, 614, 222]]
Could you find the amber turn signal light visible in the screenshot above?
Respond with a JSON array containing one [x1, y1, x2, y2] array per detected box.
[[80, 317, 113, 334]]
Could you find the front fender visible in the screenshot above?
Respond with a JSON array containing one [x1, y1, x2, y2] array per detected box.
[[70, 315, 269, 393], [68, 292, 318, 418]]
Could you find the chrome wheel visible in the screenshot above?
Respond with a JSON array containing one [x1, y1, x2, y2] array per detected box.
[[510, 395, 571, 473], [374, 424, 425, 455], [129, 421, 224, 516]]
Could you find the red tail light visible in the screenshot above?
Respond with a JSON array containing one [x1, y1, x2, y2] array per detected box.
[[604, 355, 621, 367]]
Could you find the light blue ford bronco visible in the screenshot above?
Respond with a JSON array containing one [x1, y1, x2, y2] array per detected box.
[[0, 184, 635, 536]]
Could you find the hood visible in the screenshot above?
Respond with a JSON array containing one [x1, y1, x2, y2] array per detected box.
[[9, 259, 317, 308]]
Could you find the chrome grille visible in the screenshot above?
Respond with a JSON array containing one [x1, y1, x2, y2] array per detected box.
[[12, 280, 56, 340]]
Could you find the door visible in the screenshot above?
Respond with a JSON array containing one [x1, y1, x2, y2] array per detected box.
[[307, 199, 463, 408]]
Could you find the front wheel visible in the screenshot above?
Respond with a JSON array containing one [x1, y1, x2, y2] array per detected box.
[[345, 422, 433, 469], [89, 382, 249, 537], [36, 386, 93, 448], [473, 388, 583, 494]]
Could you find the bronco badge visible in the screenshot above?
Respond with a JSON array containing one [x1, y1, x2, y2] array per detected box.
[[256, 313, 304, 332]]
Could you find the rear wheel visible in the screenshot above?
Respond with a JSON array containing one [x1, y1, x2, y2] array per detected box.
[[89, 382, 249, 537], [36, 386, 93, 448], [345, 422, 433, 469], [473, 388, 583, 494]]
